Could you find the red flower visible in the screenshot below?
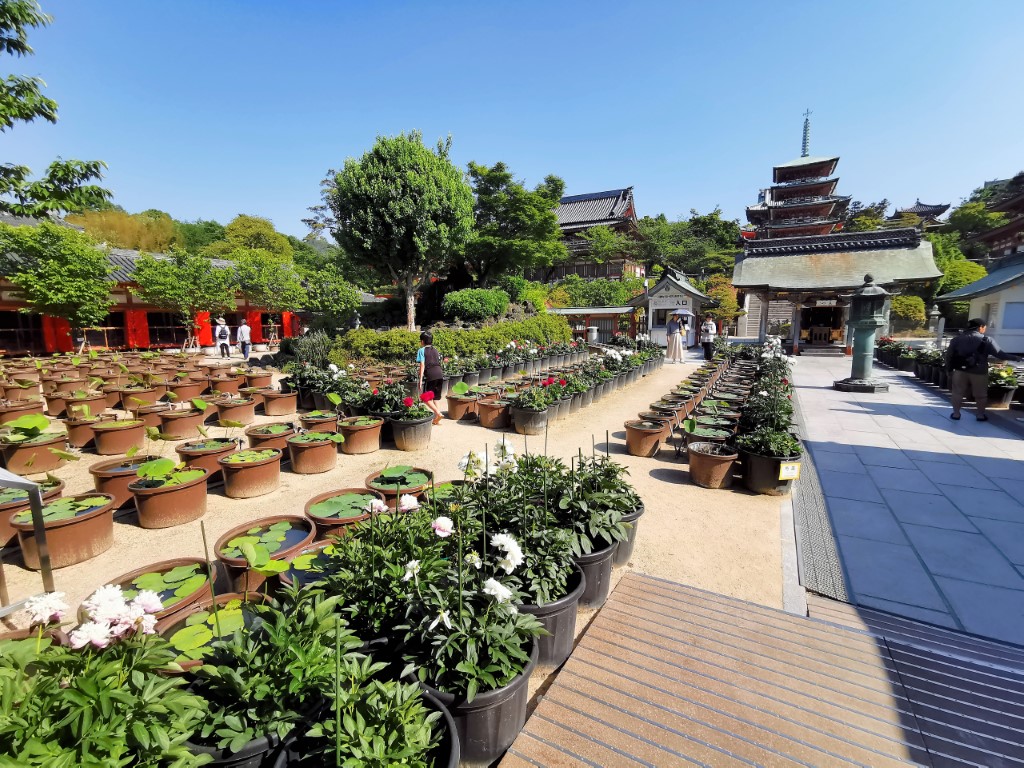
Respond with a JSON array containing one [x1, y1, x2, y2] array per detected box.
[[385, 378, 393, 385], [559, 379, 567, 386], [420, 391, 434, 403], [782, 378, 789, 386], [372, 389, 378, 395], [787, 394, 792, 400], [403, 396, 414, 407]]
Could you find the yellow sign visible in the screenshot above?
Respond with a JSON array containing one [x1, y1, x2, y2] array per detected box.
[[779, 462, 801, 481]]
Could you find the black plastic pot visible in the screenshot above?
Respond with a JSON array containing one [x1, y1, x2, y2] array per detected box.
[[369, 410, 400, 443], [185, 728, 294, 767], [511, 406, 547, 436], [422, 691, 461, 768], [574, 537, 618, 609], [420, 640, 538, 768], [740, 449, 801, 496], [613, 503, 645, 567], [519, 566, 586, 667]]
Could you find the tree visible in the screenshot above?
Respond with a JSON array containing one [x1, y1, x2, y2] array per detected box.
[[65, 208, 178, 251], [0, 222, 114, 337], [841, 200, 889, 232], [556, 274, 644, 307], [890, 295, 927, 330], [704, 274, 744, 328], [309, 132, 475, 330], [463, 162, 567, 285], [0, 1, 110, 214], [206, 214, 293, 259], [300, 263, 361, 330], [130, 250, 237, 348], [946, 201, 1007, 239], [636, 209, 739, 278], [233, 248, 307, 322], [938, 260, 987, 326], [175, 219, 226, 253], [577, 225, 634, 264]]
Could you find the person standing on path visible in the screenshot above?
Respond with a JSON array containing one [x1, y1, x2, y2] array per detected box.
[[416, 331, 444, 425], [237, 318, 252, 363], [665, 312, 684, 363], [946, 317, 1019, 421], [700, 315, 717, 361], [215, 317, 231, 358]]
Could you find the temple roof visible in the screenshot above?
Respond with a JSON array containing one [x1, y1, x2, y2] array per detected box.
[[557, 188, 635, 232], [0, 212, 82, 230], [936, 253, 1024, 302], [743, 228, 921, 255], [773, 156, 840, 170], [888, 200, 950, 219], [106, 248, 235, 283], [772, 156, 840, 183]]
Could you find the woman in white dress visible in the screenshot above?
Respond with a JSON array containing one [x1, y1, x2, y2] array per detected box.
[[666, 312, 684, 363]]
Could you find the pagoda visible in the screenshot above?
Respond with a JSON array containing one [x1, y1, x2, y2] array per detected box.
[[745, 155, 851, 238], [887, 200, 950, 226]]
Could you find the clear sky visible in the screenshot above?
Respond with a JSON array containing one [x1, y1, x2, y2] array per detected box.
[[7, 0, 1023, 237]]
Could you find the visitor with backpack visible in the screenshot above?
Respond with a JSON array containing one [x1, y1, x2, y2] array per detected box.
[[416, 331, 444, 425], [945, 318, 1019, 421], [215, 317, 231, 358]]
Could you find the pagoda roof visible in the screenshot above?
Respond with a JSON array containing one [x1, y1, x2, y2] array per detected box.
[[772, 156, 840, 183], [773, 155, 840, 170], [888, 200, 950, 219], [557, 188, 636, 231], [937, 253, 1024, 302]]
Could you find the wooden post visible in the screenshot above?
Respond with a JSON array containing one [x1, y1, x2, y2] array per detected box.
[[791, 299, 802, 356], [757, 292, 770, 343]]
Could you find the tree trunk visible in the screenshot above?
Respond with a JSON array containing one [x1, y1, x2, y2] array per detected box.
[[405, 276, 417, 331]]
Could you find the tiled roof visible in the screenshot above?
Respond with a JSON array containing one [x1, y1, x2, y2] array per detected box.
[[0, 213, 82, 230], [106, 248, 235, 283], [744, 228, 921, 255], [889, 200, 950, 218], [556, 188, 634, 231], [773, 155, 840, 170], [937, 253, 1024, 302]]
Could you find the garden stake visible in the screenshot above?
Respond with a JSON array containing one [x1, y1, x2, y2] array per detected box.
[[199, 520, 221, 635], [335, 615, 342, 768], [606, 429, 610, 458], [544, 418, 549, 456], [482, 444, 488, 551]]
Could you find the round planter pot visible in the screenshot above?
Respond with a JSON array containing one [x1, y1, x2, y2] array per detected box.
[[219, 449, 283, 498], [61, 417, 98, 449], [119, 387, 158, 410], [624, 420, 663, 457], [89, 455, 161, 510], [511, 406, 548, 436], [261, 390, 297, 416], [244, 372, 273, 388], [575, 537, 618, 609], [299, 414, 339, 433], [1, 434, 67, 475], [461, 371, 480, 389], [740, 449, 801, 497], [552, 397, 571, 422], [215, 514, 315, 592], [156, 591, 271, 674], [175, 440, 238, 484], [687, 442, 739, 489], [0, 479, 64, 547], [212, 398, 256, 425], [207, 375, 242, 397], [303, 487, 384, 539], [105, 557, 213, 624], [364, 468, 433, 509], [186, 728, 296, 768], [390, 415, 433, 451], [91, 420, 146, 456], [13, 492, 116, 569], [238, 386, 271, 408], [987, 385, 1017, 409], [159, 408, 207, 439], [518, 566, 586, 667], [477, 400, 511, 430], [446, 395, 479, 421], [128, 402, 172, 429], [166, 381, 204, 401], [129, 468, 210, 528], [52, 377, 86, 394], [338, 417, 383, 454], [613, 504, 646, 567], [287, 434, 338, 474], [244, 422, 297, 451], [420, 639, 538, 768]]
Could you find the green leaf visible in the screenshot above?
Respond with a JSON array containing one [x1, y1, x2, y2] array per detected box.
[[168, 623, 213, 652], [191, 397, 208, 412], [172, 574, 207, 599], [48, 448, 80, 461]]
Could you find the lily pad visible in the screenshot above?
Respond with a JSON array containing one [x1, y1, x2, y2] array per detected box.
[[308, 492, 376, 519]]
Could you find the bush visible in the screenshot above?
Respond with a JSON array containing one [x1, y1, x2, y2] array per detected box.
[[441, 288, 510, 322], [556, 274, 645, 307], [890, 295, 927, 330]]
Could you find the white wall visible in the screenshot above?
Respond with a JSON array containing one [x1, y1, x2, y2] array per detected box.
[[969, 282, 1024, 353]]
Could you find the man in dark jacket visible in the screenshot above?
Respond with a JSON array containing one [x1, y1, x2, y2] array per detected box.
[[945, 318, 1019, 421]]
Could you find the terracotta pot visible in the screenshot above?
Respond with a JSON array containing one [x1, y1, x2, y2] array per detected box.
[[298, 413, 338, 433], [0, 479, 64, 547], [624, 420, 663, 457], [244, 422, 297, 451], [207, 375, 242, 396], [364, 467, 433, 509], [91, 420, 146, 455], [61, 417, 98, 449], [477, 400, 511, 430], [261, 390, 297, 416], [338, 417, 382, 455], [1, 434, 67, 475], [446, 395, 478, 421], [214, 515, 315, 591], [158, 408, 206, 439], [89, 454, 161, 509], [128, 402, 172, 429], [0, 399, 45, 424], [238, 386, 272, 408], [104, 557, 213, 623], [43, 392, 71, 417], [175, 439, 238, 482], [244, 372, 273, 388], [390, 415, 433, 451], [13, 492, 116, 569], [52, 378, 86, 394], [286, 434, 338, 474], [166, 380, 204, 401], [130, 468, 210, 528], [119, 387, 158, 410], [63, 392, 106, 418], [687, 442, 738, 489], [304, 487, 384, 539], [212, 397, 256, 425], [219, 449, 282, 498]]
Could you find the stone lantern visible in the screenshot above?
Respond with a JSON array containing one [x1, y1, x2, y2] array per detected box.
[[834, 274, 890, 393]]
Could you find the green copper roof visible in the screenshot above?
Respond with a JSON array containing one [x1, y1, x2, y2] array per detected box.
[[937, 255, 1024, 302]]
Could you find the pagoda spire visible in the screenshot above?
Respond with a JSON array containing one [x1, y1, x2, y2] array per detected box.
[[801, 109, 812, 157]]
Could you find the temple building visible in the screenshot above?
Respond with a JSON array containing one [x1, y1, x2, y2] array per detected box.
[[887, 200, 950, 227], [733, 128, 940, 352]]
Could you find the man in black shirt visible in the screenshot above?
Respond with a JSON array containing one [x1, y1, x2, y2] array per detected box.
[[945, 318, 1019, 421]]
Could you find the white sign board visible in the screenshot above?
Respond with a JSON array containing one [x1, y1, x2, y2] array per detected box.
[[650, 296, 691, 310], [778, 462, 802, 480], [814, 300, 838, 307]]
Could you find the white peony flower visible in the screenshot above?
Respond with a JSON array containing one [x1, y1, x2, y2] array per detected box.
[[401, 560, 420, 582], [81, 585, 127, 624], [493, 439, 515, 462], [465, 551, 482, 570], [24, 591, 68, 626], [431, 516, 454, 538], [398, 494, 420, 512], [428, 610, 452, 631], [482, 578, 513, 603], [131, 590, 164, 615], [759, 390, 769, 396], [458, 451, 483, 476], [366, 498, 389, 515], [69, 621, 112, 650], [328, 363, 339, 373]]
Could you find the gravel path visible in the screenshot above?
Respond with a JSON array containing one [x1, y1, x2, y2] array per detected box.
[[2, 360, 782, 628]]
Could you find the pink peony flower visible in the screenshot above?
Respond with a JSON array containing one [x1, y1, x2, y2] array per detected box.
[[431, 516, 454, 538]]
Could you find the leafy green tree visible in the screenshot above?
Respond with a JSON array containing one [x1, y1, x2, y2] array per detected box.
[[0, 222, 114, 338], [310, 131, 475, 330], [946, 201, 1007, 239], [207, 214, 293, 259], [0, 1, 110, 214], [556, 274, 644, 307], [300, 263, 361, 329], [66, 208, 177, 251], [704, 275, 744, 327], [233, 248, 306, 318], [577, 225, 634, 264], [464, 162, 567, 285], [130, 250, 238, 347], [175, 218, 226, 252], [890, 295, 927, 330], [636, 209, 739, 278], [841, 200, 889, 232]]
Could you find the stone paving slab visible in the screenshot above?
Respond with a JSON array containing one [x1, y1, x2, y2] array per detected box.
[[795, 356, 1024, 644]]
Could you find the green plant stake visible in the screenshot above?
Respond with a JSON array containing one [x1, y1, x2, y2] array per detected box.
[[200, 519, 221, 636]]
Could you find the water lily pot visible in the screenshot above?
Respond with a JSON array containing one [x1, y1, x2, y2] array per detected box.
[[89, 454, 161, 510], [477, 399, 511, 430], [212, 397, 256, 425], [303, 487, 383, 539], [299, 413, 339, 433], [286, 433, 339, 474], [214, 514, 315, 592], [1, 433, 68, 475], [13, 492, 116, 569], [624, 420, 663, 457], [338, 417, 382, 454], [244, 422, 297, 451], [219, 449, 283, 499], [687, 442, 738, 489], [511, 406, 548, 436], [261, 390, 297, 416], [445, 395, 478, 422], [129, 467, 210, 529], [175, 439, 238, 484], [91, 420, 146, 456], [0, 479, 64, 548], [159, 408, 207, 439], [106, 557, 213, 625]]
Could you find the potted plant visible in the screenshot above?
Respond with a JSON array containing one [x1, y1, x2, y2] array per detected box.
[[214, 515, 316, 591], [0, 413, 70, 475], [299, 409, 339, 433], [338, 415, 383, 454], [12, 493, 116, 569], [243, 369, 274, 388], [62, 402, 101, 449], [0, 395, 46, 424], [304, 487, 384, 539], [445, 381, 480, 422], [988, 364, 1019, 409], [244, 421, 297, 450], [736, 427, 802, 496], [509, 386, 549, 436], [89, 446, 162, 510], [261, 388, 298, 416], [158, 591, 270, 671], [103, 558, 213, 625], [159, 397, 209, 439], [91, 418, 146, 456], [624, 419, 665, 457], [390, 393, 435, 451], [128, 457, 209, 529], [686, 440, 739, 489], [287, 430, 345, 474], [0, 475, 63, 548], [365, 465, 433, 509], [175, 427, 239, 484], [211, 395, 256, 425], [476, 395, 512, 430], [218, 447, 283, 499]]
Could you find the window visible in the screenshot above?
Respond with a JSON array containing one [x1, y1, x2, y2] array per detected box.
[[654, 309, 669, 327], [1002, 302, 1024, 330], [147, 312, 188, 346], [83, 312, 125, 349], [0, 311, 44, 354]]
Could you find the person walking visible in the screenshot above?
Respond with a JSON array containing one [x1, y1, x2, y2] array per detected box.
[[946, 317, 1019, 421], [215, 317, 231, 358], [237, 318, 252, 363], [416, 331, 445, 425], [665, 312, 684, 363], [700, 315, 717, 361]]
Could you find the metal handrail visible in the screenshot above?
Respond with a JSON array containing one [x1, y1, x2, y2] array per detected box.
[[0, 469, 54, 617]]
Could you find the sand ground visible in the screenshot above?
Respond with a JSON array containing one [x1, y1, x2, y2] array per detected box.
[[2, 360, 783, 640]]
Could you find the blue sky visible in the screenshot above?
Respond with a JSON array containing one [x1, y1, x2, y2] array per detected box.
[[7, 0, 1023, 237]]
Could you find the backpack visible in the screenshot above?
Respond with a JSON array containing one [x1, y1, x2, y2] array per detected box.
[[947, 335, 986, 371], [217, 325, 229, 341]]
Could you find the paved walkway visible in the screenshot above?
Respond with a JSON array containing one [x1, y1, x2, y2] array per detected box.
[[795, 356, 1024, 644]]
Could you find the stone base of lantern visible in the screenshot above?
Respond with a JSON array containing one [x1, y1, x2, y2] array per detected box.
[[833, 377, 889, 394]]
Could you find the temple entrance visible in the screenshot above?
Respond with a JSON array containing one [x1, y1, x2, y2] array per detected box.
[[800, 306, 843, 345]]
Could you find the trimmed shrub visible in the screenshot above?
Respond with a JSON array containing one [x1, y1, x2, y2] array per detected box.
[[441, 288, 510, 322], [890, 295, 927, 330]]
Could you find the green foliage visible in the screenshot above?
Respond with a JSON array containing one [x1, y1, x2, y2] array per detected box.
[[705, 275, 743, 323], [577, 225, 632, 264], [175, 218, 225, 252], [300, 263, 361, 326], [130, 249, 238, 328], [0, 222, 115, 327], [556, 274, 644, 307], [312, 131, 475, 329], [464, 161, 567, 284], [736, 426, 801, 458], [840, 200, 889, 231], [635, 209, 740, 277], [66, 208, 178, 252], [890, 295, 927, 330], [947, 201, 1007, 239], [233, 247, 306, 314], [294, 329, 338, 369], [206, 214, 293, 259], [441, 288, 510, 321], [990, 364, 1018, 388], [939, 260, 987, 325]]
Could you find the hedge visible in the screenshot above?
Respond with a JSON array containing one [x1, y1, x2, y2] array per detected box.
[[441, 288, 510, 322], [330, 314, 573, 365], [890, 295, 926, 329]]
